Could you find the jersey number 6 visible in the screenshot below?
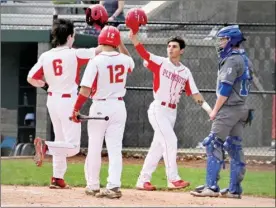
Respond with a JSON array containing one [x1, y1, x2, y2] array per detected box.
[[53, 59, 63, 76], [108, 65, 125, 83]]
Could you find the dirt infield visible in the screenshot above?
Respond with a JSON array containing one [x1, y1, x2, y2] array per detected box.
[[1, 185, 275, 207], [2, 155, 275, 207]]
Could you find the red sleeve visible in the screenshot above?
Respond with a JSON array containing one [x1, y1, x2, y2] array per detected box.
[[28, 58, 44, 80], [184, 71, 199, 96], [184, 80, 192, 96], [75, 48, 96, 67], [73, 94, 88, 111], [77, 57, 90, 66], [135, 43, 150, 61], [75, 57, 89, 85], [144, 60, 161, 73], [135, 43, 161, 73]]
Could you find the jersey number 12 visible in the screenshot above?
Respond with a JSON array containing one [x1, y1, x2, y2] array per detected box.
[[108, 65, 125, 83]]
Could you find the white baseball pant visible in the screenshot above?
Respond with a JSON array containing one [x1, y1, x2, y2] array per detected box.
[[137, 100, 181, 184], [46, 92, 81, 179], [85, 99, 127, 190]]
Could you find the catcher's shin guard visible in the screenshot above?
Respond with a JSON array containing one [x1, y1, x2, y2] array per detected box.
[[202, 133, 224, 191], [223, 136, 246, 195]]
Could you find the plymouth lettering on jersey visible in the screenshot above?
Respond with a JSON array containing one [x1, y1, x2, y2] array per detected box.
[[162, 69, 186, 85]]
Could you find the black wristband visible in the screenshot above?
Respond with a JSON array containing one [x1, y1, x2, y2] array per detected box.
[[41, 83, 49, 91]]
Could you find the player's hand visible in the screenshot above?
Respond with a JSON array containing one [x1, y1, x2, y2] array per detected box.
[[33, 79, 46, 88], [128, 30, 136, 40], [71, 109, 80, 123], [108, 16, 115, 21], [128, 30, 139, 45], [209, 110, 217, 121], [41, 83, 49, 92]]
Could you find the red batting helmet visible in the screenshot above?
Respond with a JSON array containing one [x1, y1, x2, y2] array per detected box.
[[98, 26, 121, 47], [86, 4, 108, 28], [125, 8, 148, 34]]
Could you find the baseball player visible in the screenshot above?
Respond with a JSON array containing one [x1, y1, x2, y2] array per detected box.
[[70, 25, 135, 199], [190, 25, 253, 198], [127, 11, 213, 191], [27, 18, 103, 189]]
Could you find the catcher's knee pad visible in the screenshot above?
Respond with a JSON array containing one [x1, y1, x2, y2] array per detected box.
[[224, 136, 246, 194], [202, 133, 224, 191]]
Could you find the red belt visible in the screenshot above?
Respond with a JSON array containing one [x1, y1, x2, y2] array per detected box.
[[48, 92, 71, 98], [161, 101, 176, 109], [97, 97, 123, 101]]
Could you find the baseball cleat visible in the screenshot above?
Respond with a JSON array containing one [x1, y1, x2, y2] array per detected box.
[[193, 184, 206, 193], [219, 188, 241, 199], [49, 177, 70, 189], [168, 180, 190, 189], [190, 187, 219, 197], [95, 187, 122, 199], [136, 182, 157, 191], [34, 137, 48, 167], [85, 187, 100, 196]]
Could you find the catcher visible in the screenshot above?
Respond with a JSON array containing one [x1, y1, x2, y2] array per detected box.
[[190, 25, 254, 199]]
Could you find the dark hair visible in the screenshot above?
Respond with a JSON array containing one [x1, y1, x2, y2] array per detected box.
[[167, 36, 186, 49], [51, 18, 74, 47]]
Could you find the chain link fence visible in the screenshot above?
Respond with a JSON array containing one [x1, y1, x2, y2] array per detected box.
[[76, 22, 276, 160], [1, 2, 275, 160]]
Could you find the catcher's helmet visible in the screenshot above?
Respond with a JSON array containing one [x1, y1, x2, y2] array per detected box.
[[215, 25, 246, 59], [125, 8, 147, 34], [98, 26, 121, 47], [86, 4, 108, 28]]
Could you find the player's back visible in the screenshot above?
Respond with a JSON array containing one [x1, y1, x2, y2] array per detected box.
[[90, 51, 135, 99], [230, 54, 253, 105], [41, 47, 85, 94], [218, 53, 253, 106]]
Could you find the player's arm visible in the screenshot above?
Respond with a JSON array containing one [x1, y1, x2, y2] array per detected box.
[[128, 30, 163, 72], [95, 45, 102, 55], [118, 40, 131, 57], [129, 30, 150, 61], [27, 55, 48, 91], [210, 96, 228, 119], [109, 0, 124, 20], [210, 58, 239, 120], [185, 70, 212, 115], [192, 93, 212, 115], [71, 60, 98, 123], [75, 46, 101, 67], [126, 56, 135, 73]]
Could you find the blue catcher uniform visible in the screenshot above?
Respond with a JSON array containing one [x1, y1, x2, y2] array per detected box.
[[191, 25, 253, 198]]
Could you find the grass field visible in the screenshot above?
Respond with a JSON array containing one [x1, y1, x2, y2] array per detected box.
[[1, 159, 275, 198]]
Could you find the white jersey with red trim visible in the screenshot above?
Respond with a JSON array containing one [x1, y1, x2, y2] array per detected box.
[[80, 51, 135, 99], [144, 53, 199, 104], [27, 46, 96, 94]]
